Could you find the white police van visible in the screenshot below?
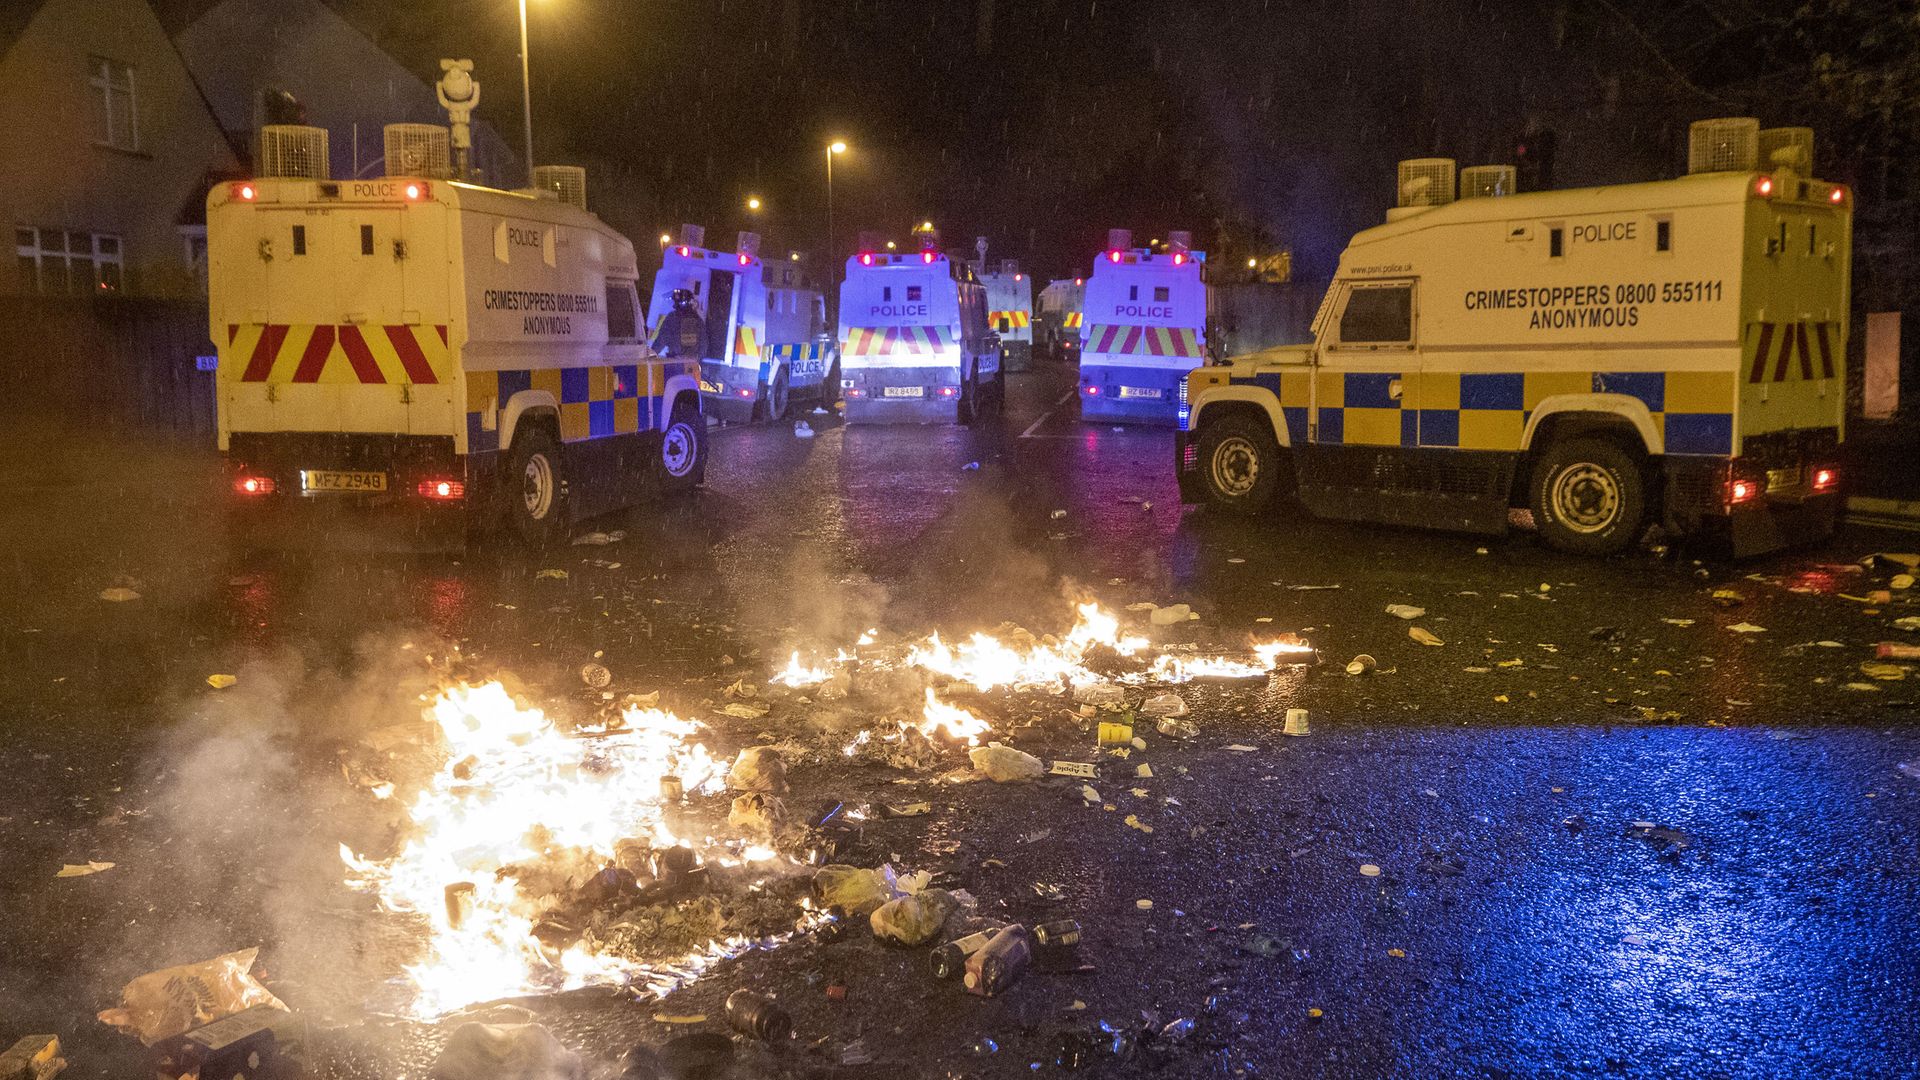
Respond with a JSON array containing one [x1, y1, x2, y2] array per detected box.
[[650, 225, 836, 423], [1079, 229, 1208, 425], [838, 229, 1000, 423], [975, 251, 1034, 371]]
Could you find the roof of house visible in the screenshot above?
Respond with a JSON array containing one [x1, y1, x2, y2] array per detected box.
[[0, 1, 54, 61]]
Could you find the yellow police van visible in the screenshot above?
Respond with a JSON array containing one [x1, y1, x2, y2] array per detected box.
[[1177, 120, 1850, 556], [210, 123, 702, 549]]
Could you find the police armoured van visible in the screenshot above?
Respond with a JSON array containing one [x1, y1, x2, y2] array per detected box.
[[1177, 120, 1851, 556], [210, 122, 703, 549], [650, 225, 836, 422], [839, 228, 1000, 423], [1079, 229, 1209, 424], [1037, 276, 1085, 362], [974, 249, 1035, 371]]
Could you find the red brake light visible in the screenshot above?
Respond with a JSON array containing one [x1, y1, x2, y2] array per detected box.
[[937, 386, 956, 397], [921, 251, 936, 264], [859, 253, 874, 266], [404, 182, 428, 201], [1753, 176, 1773, 198], [1729, 478, 1756, 504], [416, 479, 465, 500], [738, 254, 751, 266], [1107, 250, 1122, 263], [737, 388, 753, 398], [1084, 384, 1100, 396], [1074, 278, 1083, 286], [234, 475, 274, 495], [1172, 252, 1186, 266], [234, 183, 256, 201], [1829, 186, 1847, 205], [1812, 468, 1837, 492], [676, 245, 691, 257]]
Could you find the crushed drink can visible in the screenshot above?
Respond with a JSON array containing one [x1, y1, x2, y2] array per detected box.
[[1096, 721, 1133, 746], [963, 924, 1031, 997], [1033, 919, 1082, 948], [929, 929, 996, 980], [724, 989, 792, 1042]]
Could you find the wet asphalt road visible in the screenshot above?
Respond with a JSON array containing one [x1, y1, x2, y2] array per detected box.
[[2, 362, 1918, 1079]]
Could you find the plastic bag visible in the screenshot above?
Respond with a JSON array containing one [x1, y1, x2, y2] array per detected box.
[[97, 947, 287, 1045]]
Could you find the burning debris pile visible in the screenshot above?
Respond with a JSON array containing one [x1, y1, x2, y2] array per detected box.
[[333, 600, 1312, 1024]]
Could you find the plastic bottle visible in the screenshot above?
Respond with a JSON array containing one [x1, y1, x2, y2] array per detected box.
[[929, 929, 996, 980], [962, 924, 1031, 997]]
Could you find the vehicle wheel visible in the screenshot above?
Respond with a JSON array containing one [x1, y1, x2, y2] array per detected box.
[[1196, 411, 1285, 514], [818, 358, 841, 412], [657, 396, 707, 493], [767, 366, 791, 420], [957, 362, 977, 425], [507, 425, 567, 546], [1529, 436, 1647, 556]]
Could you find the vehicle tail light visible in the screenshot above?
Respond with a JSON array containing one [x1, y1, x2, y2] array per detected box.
[[737, 387, 754, 398], [1107, 250, 1122, 263], [1828, 186, 1848, 206], [738, 254, 751, 266], [1812, 467, 1838, 492], [676, 245, 691, 257], [921, 251, 936, 264], [1753, 176, 1774, 198], [859, 253, 874, 266], [1084, 384, 1101, 396], [937, 386, 956, 397], [1172, 252, 1186, 266], [404, 181, 429, 201], [233, 183, 257, 201], [417, 479, 465, 500], [1728, 478, 1758, 505], [847, 387, 865, 398], [234, 475, 274, 495]]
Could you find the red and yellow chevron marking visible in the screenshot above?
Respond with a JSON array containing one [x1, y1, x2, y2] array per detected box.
[[1082, 324, 1202, 358], [842, 325, 951, 356], [1747, 320, 1839, 384], [227, 323, 450, 384], [1062, 312, 1083, 329], [990, 310, 1031, 328], [733, 324, 762, 358]]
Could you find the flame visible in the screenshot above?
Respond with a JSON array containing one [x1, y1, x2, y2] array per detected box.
[[340, 682, 775, 1016], [771, 651, 832, 688], [918, 688, 991, 744]]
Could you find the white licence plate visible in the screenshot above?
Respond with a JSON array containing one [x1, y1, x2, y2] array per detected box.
[[301, 469, 387, 493], [1117, 386, 1163, 399], [883, 386, 925, 398], [699, 379, 722, 394]]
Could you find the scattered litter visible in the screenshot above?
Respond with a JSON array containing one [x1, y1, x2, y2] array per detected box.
[[1894, 617, 1920, 632], [1135, 899, 1154, 910], [1627, 821, 1692, 854], [720, 702, 770, 719], [1286, 584, 1341, 591], [1033, 882, 1068, 900], [1726, 622, 1767, 634], [1711, 589, 1743, 607], [884, 802, 932, 817], [1139, 693, 1188, 718], [1876, 642, 1920, 660], [1051, 509, 1067, 519], [1227, 557, 1246, 564], [1222, 744, 1258, 753], [55, 861, 113, 878], [962, 924, 1031, 997], [1861, 661, 1908, 681], [205, 674, 236, 689], [1844, 682, 1884, 692], [1123, 814, 1153, 834], [0, 1035, 63, 1080], [1662, 618, 1696, 627], [431, 1023, 581, 1080], [1135, 763, 1154, 778], [871, 889, 958, 946], [727, 746, 789, 794], [1387, 948, 1407, 958], [962, 461, 980, 471], [724, 989, 792, 1042], [1096, 721, 1133, 746], [1894, 574, 1914, 590], [1050, 760, 1097, 779], [1346, 654, 1378, 675], [1078, 784, 1101, 805], [1359, 863, 1382, 877], [1282, 708, 1310, 737], [651, 1014, 707, 1024], [579, 662, 612, 689], [1124, 602, 1156, 611], [1074, 682, 1127, 707], [1898, 762, 1920, 782], [840, 1039, 873, 1066], [1385, 604, 1426, 620], [1862, 552, 1920, 571], [535, 569, 568, 580], [1155, 716, 1199, 739], [572, 530, 625, 546], [1148, 603, 1194, 625], [98, 587, 141, 602], [970, 743, 1044, 783], [98, 948, 287, 1045], [1409, 626, 1444, 646], [793, 420, 815, 438]]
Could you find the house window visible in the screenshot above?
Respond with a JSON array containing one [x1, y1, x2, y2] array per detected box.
[[180, 227, 208, 292], [90, 57, 138, 151], [16, 226, 124, 294]]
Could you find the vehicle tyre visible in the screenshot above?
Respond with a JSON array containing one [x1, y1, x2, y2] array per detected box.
[[1529, 435, 1647, 556], [767, 366, 791, 420], [1196, 411, 1285, 515], [957, 361, 977, 425], [507, 424, 567, 546], [818, 357, 841, 412], [657, 396, 707, 493]]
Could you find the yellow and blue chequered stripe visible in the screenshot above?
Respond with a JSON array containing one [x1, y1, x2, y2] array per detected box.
[[465, 363, 657, 451], [1230, 370, 1735, 456]]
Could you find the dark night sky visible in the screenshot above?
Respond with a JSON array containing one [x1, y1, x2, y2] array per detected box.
[[156, 0, 1889, 287]]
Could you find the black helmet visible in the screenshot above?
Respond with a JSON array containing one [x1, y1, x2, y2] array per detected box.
[[670, 288, 697, 313]]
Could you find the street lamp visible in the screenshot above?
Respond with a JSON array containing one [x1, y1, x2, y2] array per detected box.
[[826, 140, 847, 266], [517, 0, 538, 184], [747, 196, 762, 212]]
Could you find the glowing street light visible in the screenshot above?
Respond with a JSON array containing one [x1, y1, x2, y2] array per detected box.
[[746, 195, 762, 211]]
